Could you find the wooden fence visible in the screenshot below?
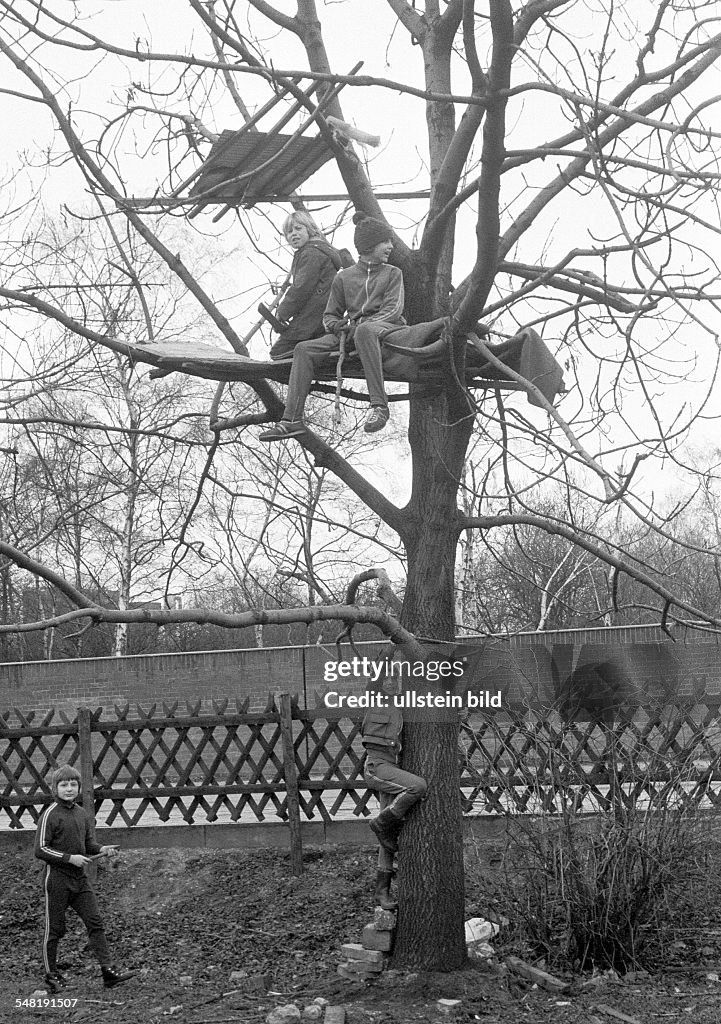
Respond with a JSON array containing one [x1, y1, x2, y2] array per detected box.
[[3, 695, 721, 836]]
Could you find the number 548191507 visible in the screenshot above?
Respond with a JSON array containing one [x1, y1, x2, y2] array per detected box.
[[15, 998, 79, 1008]]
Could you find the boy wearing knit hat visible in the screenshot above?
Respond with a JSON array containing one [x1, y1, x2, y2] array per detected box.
[[260, 211, 405, 440], [34, 764, 134, 993]]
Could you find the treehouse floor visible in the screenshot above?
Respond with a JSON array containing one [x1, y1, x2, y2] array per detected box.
[[125, 322, 565, 407]]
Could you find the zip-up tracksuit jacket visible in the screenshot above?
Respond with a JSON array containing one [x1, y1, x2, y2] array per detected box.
[[35, 800, 111, 973], [281, 258, 406, 422]]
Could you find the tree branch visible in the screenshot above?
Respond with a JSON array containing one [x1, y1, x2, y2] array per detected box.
[[386, 0, 427, 44], [499, 33, 721, 259], [0, 598, 420, 649], [0, 284, 284, 431], [462, 512, 721, 630], [455, 0, 514, 327], [0, 37, 251, 358], [513, 0, 572, 48], [420, 0, 487, 254], [467, 331, 621, 500], [246, 0, 299, 35], [292, 429, 407, 538], [207, 2, 254, 120], [0, 541, 95, 610], [344, 568, 404, 616]]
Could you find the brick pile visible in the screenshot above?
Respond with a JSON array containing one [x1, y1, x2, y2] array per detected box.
[[337, 906, 396, 980]]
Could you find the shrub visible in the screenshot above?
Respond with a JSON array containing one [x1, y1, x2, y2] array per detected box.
[[465, 716, 716, 972]]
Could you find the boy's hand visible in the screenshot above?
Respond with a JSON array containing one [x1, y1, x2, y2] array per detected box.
[[68, 854, 91, 867], [99, 845, 120, 856]]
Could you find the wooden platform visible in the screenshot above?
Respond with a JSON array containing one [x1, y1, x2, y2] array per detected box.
[[123, 324, 565, 406]]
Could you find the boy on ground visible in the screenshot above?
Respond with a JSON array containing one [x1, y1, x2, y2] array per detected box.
[[361, 678, 427, 910], [34, 764, 134, 993], [259, 211, 405, 440]]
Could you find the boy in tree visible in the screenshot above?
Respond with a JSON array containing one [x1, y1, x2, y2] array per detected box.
[[269, 211, 346, 360], [34, 764, 134, 992], [259, 211, 404, 440], [361, 676, 427, 910]]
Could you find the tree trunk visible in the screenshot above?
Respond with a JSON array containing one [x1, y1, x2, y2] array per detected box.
[[391, 384, 472, 970]]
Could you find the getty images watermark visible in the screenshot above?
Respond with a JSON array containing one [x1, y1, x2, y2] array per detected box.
[[322, 655, 502, 710]]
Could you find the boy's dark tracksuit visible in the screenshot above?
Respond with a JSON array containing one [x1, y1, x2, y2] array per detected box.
[[35, 800, 110, 974]]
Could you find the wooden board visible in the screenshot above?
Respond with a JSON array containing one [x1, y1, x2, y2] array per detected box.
[[126, 340, 524, 389]]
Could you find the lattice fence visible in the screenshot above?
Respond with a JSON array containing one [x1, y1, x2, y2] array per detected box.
[[2, 696, 721, 832], [459, 700, 721, 815]]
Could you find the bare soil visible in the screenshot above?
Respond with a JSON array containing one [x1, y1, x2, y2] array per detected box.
[[3, 841, 721, 1023]]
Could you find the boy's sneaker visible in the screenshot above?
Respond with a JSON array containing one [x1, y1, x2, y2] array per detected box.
[[102, 965, 135, 989], [258, 420, 306, 442], [364, 406, 389, 433], [44, 972, 66, 993]]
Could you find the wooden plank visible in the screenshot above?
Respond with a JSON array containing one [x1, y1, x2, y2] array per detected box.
[[594, 1004, 642, 1024], [507, 956, 570, 993], [279, 692, 303, 876]]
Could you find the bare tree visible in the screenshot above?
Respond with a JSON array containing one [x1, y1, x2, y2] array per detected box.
[[0, 0, 720, 968]]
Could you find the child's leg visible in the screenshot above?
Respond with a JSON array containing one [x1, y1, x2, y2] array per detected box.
[[43, 869, 70, 976], [365, 761, 427, 818], [376, 794, 395, 870], [70, 882, 110, 968], [283, 334, 339, 421], [353, 323, 389, 409]]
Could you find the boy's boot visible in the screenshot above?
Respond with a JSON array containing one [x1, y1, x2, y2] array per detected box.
[[374, 869, 398, 911], [370, 808, 403, 854], [102, 965, 135, 989], [44, 972, 66, 993]]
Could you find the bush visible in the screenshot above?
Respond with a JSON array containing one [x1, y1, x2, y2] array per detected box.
[[466, 719, 716, 972]]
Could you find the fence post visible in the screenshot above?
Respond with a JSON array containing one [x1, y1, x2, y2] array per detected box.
[[278, 692, 303, 876], [77, 707, 97, 882]]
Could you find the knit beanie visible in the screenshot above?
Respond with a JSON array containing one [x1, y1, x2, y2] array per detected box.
[[352, 212, 392, 253], [51, 764, 81, 795]]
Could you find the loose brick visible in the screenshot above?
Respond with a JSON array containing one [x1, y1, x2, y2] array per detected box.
[[336, 964, 373, 982], [323, 1008, 346, 1024], [361, 924, 393, 951], [337, 960, 384, 978], [373, 907, 397, 931], [340, 943, 385, 964]]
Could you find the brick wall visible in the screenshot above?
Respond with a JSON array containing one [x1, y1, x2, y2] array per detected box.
[[1, 626, 720, 715], [0, 646, 305, 714]]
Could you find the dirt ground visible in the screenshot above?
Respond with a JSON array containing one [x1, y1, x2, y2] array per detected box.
[[3, 841, 721, 1024]]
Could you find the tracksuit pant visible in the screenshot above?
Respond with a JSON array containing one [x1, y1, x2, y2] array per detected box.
[[283, 322, 396, 422], [43, 868, 110, 973]]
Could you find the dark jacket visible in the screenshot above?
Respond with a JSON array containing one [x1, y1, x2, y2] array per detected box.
[[35, 799, 101, 876], [361, 705, 403, 762], [323, 259, 405, 335], [271, 239, 345, 358]]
